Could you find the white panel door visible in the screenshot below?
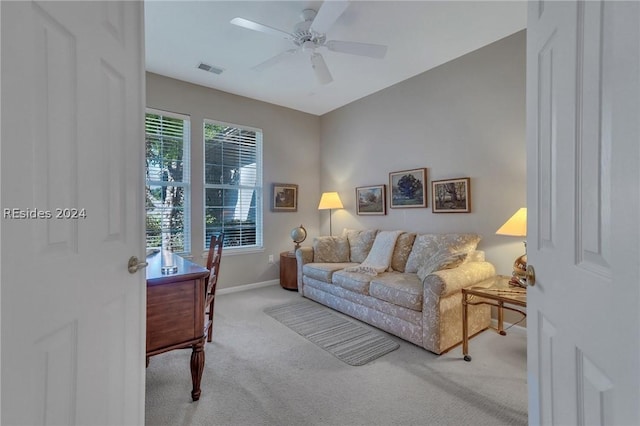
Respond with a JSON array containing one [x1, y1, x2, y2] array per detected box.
[[1, 1, 146, 425], [526, 1, 639, 425]]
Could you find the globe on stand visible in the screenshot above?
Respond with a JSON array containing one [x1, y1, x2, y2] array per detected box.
[[290, 225, 307, 253]]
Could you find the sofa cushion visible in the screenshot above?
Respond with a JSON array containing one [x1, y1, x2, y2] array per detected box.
[[405, 233, 481, 273], [370, 273, 423, 311], [416, 251, 468, 282], [390, 232, 416, 272], [303, 262, 358, 284], [343, 228, 378, 263], [313, 236, 350, 263], [332, 269, 376, 294]]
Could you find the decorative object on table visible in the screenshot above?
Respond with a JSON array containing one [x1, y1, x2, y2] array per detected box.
[[495, 207, 527, 287], [160, 249, 178, 274], [356, 185, 386, 215], [271, 183, 298, 212], [290, 224, 307, 252], [389, 168, 427, 208], [318, 191, 343, 235], [431, 177, 471, 213]]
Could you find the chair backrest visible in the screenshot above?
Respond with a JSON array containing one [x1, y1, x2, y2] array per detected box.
[[205, 232, 224, 292]]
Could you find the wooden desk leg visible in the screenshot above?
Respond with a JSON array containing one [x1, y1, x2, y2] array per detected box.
[[190, 338, 205, 401], [462, 293, 471, 362], [498, 301, 506, 336]]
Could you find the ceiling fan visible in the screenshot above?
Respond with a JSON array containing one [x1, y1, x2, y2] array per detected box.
[[230, 1, 387, 85]]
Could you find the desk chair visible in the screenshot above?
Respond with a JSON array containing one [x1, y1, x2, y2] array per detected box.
[[204, 232, 224, 342]]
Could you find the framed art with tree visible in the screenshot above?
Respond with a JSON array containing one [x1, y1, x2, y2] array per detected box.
[[432, 177, 471, 213], [356, 185, 386, 215], [389, 168, 427, 208]]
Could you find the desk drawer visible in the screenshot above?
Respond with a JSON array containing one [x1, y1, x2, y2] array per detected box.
[[147, 279, 200, 352]]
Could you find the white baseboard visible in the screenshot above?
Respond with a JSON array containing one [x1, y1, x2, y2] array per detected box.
[[217, 279, 280, 295]]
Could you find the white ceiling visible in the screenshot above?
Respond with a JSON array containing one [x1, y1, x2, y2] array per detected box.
[[145, 1, 526, 116]]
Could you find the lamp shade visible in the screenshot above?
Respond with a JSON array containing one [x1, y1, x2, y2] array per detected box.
[[318, 192, 343, 210], [496, 208, 527, 237]]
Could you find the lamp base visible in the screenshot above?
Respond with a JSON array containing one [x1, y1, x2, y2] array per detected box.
[[509, 253, 528, 288]]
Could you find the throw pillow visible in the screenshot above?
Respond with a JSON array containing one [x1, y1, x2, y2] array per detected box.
[[404, 234, 441, 273], [405, 233, 481, 273], [313, 236, 350, 263], [416, 250, 468, 282], [343, 228, 378, 263], [438, 233, 482, 257], [390, 232, 416, 272]]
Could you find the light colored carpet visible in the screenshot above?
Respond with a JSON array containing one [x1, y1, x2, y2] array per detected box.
[[264, 300, 399, 366], [145, 285, 528, 426]]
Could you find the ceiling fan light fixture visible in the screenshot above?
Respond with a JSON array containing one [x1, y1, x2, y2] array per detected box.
[[302, 40, 316, 53]]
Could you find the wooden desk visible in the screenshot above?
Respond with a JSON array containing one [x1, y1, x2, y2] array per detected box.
[[146, 252, 209, 401]]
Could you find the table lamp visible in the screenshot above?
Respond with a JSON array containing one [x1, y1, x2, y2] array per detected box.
[[495, 207, 527, 287], [318, 192, 343, 236]]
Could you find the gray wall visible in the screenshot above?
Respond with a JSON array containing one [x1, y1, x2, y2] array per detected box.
[[145, 29, 527, 289], [319, 31, 527, 274], [146, 73, 320, 289]]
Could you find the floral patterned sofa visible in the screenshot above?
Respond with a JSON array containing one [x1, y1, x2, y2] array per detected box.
[[295, 229, 496, 354]]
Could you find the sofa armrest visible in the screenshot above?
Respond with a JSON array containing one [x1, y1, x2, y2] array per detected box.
[[423, 261, 496, 298], [295, 247, 314, 292]]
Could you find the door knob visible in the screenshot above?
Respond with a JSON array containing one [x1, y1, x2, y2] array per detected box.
[[524, 264, 535, 286], [128, 256, 148, 274]]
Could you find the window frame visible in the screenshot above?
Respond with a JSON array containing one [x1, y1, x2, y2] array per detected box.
[[145, 108, 191, 255], [203, 118, 263, 253]]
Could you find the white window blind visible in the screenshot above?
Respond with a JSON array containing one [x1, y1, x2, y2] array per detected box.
[[204, 119, 263, 250], [145, 109, 191, 253]]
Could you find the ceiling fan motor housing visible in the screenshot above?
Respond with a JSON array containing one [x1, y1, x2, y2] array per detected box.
[[293, 9, 326, 47]]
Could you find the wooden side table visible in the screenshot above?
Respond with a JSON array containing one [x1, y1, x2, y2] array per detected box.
[[461, 275, 527, 362], [279, 251, 298, 291]]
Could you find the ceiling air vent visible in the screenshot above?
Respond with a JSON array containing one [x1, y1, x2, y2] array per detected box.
[[197, 62, 224, 75]]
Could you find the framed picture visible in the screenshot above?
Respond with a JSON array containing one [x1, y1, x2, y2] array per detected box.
[[356, 185, 386, 215], [432, 177, 471, 213], [271, 183, 298, 212], [389, 168, 427, 208]]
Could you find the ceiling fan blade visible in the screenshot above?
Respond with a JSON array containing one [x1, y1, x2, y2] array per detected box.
[[310, 52, 333, 85], [325, 40, 388, 59], [309, 1, 350, 35], [230, 17, 293, 40], [251, 49, 298, 71]]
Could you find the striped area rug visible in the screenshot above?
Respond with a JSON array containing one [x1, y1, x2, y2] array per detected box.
[[264, 300, 400, 366]]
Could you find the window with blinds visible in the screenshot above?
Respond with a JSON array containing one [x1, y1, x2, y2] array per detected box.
[[204, 119, 263, 250], [145, 109, 191, 253]]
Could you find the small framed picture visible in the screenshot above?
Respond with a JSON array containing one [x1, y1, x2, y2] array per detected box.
[[389, 168, 427, 208], [432, 177, 471, 213], [356, 185, 386, 215], [271, 183, 298, 212]]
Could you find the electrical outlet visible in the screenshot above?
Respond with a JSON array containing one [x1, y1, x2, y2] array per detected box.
[[268, 254, 274, 264]]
